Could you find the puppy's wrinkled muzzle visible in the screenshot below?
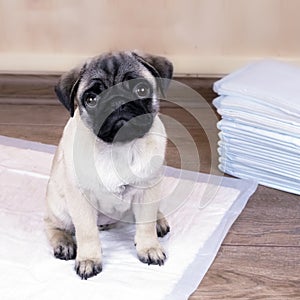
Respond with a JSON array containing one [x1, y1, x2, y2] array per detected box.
[[97, 100, 154, 144], [98, 116, 153, 143]]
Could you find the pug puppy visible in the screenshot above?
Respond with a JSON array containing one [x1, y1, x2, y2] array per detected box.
[[44, 51, 173, 279]]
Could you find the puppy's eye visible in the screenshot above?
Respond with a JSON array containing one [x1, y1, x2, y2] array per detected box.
[[133, 82, 151, 99], [85, 94, 97, 107]]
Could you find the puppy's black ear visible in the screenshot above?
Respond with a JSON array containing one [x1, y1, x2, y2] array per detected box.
[[132, 51, 173, 94], [54, 64, 85, 117]]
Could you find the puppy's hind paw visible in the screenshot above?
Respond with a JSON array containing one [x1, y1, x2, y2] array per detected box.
[[156, 218, 170, 238], [75, 259, 102, 280], [54, 241, 76, 260]]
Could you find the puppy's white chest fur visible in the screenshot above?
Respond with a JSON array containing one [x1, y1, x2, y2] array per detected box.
[[94, 129, 165, 194], [61, 110, 166, 214]]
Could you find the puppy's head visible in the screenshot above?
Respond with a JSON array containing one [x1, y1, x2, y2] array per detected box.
[[55, 51, 173, 144]]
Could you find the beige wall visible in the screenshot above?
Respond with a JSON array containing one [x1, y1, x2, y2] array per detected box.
[[0, 0, 300, 75]]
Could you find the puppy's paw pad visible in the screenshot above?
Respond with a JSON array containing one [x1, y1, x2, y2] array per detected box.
[[54, 242, 76, 260], [75, 259, 102, 280], [156, 219, 170, 238], [137, 246, 166, 266]]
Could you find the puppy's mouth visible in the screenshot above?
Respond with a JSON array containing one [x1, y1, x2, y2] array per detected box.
[[96, 101, 154, 144]]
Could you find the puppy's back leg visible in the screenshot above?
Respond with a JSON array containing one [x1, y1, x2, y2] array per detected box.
[[156, 210, 170, 238], [45, 179, 76, 261], [45, 217, 77, 260]]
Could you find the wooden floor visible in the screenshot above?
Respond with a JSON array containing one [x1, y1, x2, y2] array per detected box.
[[0, 75, 299, 299]]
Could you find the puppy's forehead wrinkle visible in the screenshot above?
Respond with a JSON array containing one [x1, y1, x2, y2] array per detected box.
[[77, 52, 158, 102], [84, 53, 147, 79]]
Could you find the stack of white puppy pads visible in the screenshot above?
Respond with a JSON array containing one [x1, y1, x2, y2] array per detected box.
[[213, 59, 300, 195]]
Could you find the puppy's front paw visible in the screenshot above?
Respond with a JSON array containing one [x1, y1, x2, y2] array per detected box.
[[75, 259, 102, 280], [54, 240, 76, 260], [137, 244, 166, 266]]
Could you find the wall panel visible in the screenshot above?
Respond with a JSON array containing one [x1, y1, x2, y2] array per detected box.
[[0, 0, 299, 74]]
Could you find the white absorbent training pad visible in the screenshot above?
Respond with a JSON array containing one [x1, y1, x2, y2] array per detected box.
[[0, 136, 257, 300], [213, 59, 300, 117]]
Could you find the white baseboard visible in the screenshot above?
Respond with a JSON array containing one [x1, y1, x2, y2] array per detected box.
[[1, 53, 300, 76]]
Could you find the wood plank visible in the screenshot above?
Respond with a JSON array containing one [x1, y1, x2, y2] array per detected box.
[[0, 124, 65, 145], [0, 73, 219, 106], [0, 104, 68, 145], [0, 104, 69, 125], [165, 132, 220, 174], [190, 245, 300, 299], [0, 73, 58, 100], [223, 186, 300, 247]]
